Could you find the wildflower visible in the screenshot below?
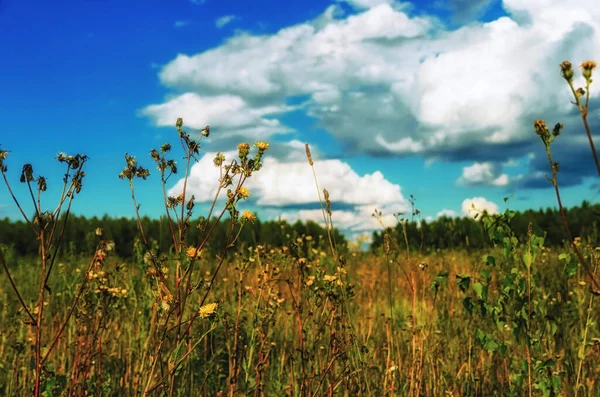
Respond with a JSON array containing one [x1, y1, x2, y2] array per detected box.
[[324, 274, 337, 283], [560, 60, 574, 81], [254, 142, 269, 151], [201, 125, 210, 137], [199, 302, 218, 319], [238, 143, 250, 160], [242, 210, 256, 223], [581, 60, 597, 80], [306, 275, 315, 286], [186, 246, 201, 259], [238, 187, 250, 199], [214, 152, 225, 167], [533, 119, 549, 140]]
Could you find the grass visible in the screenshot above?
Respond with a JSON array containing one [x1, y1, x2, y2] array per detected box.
[[1, 60, 600, 396], [0, 243, 599, 395]]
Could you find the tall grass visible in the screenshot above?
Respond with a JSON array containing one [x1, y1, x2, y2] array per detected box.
[[0, 60, 599, 396]]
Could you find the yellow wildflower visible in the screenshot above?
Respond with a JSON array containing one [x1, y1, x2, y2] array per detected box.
[[242, 210, 256, 223], [238, 187, 250, 199], [254, 142, 269, 151], [186, 246, 201, 258], [199, 302, 218, 319]]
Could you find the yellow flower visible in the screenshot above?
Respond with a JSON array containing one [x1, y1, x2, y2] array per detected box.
[[186, 246, 201, 258], [238, 187, 250, 199], [254, 142, 269, 151], [324, 275, 337, 283], [581, 61, 597, 71], [199, 302, 218, 319], [242, 210, 256, 223]]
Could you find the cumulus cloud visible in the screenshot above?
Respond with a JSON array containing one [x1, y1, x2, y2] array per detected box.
[[144, 0, 600, 167], [461, 197, 499, 219], [457, 161, 509, 186], [167, 145, 410, 232], [215, 15, 238, 29], [142, 93, 295, 141]]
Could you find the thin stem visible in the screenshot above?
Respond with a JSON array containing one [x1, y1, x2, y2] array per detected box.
[[0, 249, 36, 324]]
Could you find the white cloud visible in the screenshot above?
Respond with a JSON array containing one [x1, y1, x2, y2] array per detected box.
[[436, 209, 458, 218], [145, 0, 600, 161], [167, 146, 409, 232], [142, 92, 294, 140], [174, 20, 190, 28], [457, 162, 509, 187], [461, 197, 499, 220], [215, 15, 238, 29]]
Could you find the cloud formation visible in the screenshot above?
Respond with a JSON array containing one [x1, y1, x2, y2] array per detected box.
[[145, 0, 600, 164], [215, 15, 238, 29], [167, 145, 410, 232], [457, 161, 509, 187], [461, 197, 499, 219]]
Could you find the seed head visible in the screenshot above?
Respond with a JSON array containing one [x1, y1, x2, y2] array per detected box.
[[560, 60, 574, 81], [533, 119, 550, 141], [305, 144, 314, 166], [238, 143, 250, 160]]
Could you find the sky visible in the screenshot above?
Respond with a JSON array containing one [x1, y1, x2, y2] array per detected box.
[[1, 0, 600, 238]]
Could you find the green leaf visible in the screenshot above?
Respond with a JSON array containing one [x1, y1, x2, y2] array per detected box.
[[558, 253, 570, 262], [473, 282, 486, 300], [456, 274, 471, 293], [484, 338, 499, 353], [566, 262, 578, 278], [522, 252, 532, 270]]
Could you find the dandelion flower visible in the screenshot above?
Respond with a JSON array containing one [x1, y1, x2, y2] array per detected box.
[[254, 142, 269, 151], [242, 210, 256, 223], [186, 246, 201, 258], [238, 187, 250, 199], [199, 302, 218, 319]]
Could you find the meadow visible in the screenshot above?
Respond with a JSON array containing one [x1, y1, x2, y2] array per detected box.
[[1, 60, 600, 396]]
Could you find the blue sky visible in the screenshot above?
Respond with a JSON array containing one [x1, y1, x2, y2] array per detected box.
[[1, 0, 600, 235]]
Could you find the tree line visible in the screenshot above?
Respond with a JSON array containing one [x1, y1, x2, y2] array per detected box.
[[0, 213, 346, 261], [371, 200, 600, 252]]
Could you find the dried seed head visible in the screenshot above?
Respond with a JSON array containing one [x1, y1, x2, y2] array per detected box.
[[305, 144, 313, 166], [560, 60, 574, 81], [533, 119, 550, 141], [323, 189, 331, 216]]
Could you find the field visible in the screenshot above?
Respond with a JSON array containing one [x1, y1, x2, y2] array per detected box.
[[1, 62, 600, 396]]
